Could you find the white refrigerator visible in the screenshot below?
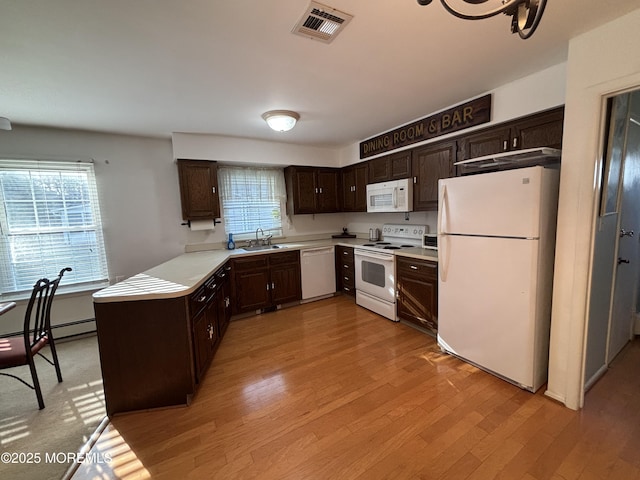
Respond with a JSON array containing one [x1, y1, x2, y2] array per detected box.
[[437, 166, 560, 392]]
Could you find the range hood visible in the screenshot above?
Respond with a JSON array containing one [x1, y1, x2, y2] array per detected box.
[[454, 147, 561, 174]]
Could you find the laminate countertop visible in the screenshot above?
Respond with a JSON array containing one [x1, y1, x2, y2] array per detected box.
[[92, 238, 438, 303]]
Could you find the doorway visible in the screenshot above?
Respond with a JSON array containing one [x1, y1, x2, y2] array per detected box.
[[584, 89, 640, 391]]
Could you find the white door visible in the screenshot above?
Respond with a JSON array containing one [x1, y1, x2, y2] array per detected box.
[[439, 166, 558, 238], [608, 93, 640, 362], [438, 234, 543, 390]]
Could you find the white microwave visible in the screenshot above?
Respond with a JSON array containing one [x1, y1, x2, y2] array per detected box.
[[366, 178, 413, 213]]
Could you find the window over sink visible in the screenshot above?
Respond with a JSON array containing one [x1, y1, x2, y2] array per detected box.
[[218, 166, 285, 241]]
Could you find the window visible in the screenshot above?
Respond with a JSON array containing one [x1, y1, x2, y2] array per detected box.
[[218, 166, 285, 241], [0, 159, 109, 299]]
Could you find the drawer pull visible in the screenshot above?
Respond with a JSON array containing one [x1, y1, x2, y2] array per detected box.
[[410, 265, 418, 270]]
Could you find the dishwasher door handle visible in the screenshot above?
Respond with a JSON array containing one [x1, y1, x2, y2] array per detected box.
[[301, 246, 335, 256]]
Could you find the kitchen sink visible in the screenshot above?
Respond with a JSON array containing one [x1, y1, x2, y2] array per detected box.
[[238, 244, 288, 252]]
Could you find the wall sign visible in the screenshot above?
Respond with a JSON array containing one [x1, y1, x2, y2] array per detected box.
[[359, 94, 492, 159]]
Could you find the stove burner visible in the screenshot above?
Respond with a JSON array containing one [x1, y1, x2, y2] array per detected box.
[[383, 246, 401, 250], [375, 242, 391, 245], [400, 244, 414, 248], [363, 243, 376, 246]]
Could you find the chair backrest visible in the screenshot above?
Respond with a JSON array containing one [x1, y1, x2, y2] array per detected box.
[[23, 268, 72, 349]]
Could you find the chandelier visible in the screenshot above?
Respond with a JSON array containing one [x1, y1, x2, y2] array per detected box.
[[417, 0, 548, 40]]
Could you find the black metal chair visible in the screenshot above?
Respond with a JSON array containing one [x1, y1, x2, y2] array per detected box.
[[0, 267, 72, 409]]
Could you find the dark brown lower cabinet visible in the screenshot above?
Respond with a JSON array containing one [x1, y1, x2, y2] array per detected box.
[[190, 264, 230, 383], [94, 262, 231, 416], [95, 297, 195, 416], [230, 251, 301, 315], [335, 245, 355, 297], [396, 256, 438, 335]]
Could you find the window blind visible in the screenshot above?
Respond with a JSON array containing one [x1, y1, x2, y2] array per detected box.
[[0, 159, 109, 298], [217, 166, 285, 241]]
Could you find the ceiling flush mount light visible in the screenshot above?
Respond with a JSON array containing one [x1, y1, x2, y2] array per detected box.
[[417, 0, 547, 39], [0, 117, 12, 130], [262, 110, 300, 132]]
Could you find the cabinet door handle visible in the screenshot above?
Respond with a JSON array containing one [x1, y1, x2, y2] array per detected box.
[[513, 137, 518, 148], [315, 188, 319, 194], [413, 176, 417, 184], [272, 282, 275, 290], [266, 283, 270, 291], [343, 264, 349, 268], [503, 140, 508, 150], [197, 295, 207, 303], [212, 186, 216, 194], [319, 187, 323, 194]]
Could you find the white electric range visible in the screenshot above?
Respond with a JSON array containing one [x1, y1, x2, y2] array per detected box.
[[354, 224, 427, 321]]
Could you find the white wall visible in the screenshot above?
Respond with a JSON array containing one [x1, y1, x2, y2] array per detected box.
[[546, 8, 640, 409], [172, 133, 341, 167]]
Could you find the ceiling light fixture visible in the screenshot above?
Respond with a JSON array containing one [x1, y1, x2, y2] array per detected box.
[[0, 117, 12, 130], [416, 0, 547, 40], [262, 110, 300, 132]]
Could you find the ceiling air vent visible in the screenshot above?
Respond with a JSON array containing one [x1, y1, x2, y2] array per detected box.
[[292, 1, 353, 44]]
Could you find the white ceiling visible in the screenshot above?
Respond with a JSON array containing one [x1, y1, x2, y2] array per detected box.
[[1, 1, 638, 147]]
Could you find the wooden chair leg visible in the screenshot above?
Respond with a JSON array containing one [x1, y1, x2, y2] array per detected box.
[[27, 357, 45, 410], [48, 337, 63, 383]]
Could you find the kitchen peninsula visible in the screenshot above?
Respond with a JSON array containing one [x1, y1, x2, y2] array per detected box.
[[93, 238, 437, 416]]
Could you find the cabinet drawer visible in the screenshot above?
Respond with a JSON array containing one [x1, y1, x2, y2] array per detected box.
[[269, 250, 300, 266], [189, 285, 209, 316], [232, 255, 268, 271], [339, 261, 354, 272], [336, 246, 354, 261], [397, 257, 437, 278]]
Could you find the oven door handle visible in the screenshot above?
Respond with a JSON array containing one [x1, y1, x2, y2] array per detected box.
[[354, 250, 395, 262]]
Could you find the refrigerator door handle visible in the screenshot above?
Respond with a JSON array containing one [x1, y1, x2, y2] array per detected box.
[[439, 234, 448, 282], [438, 183, 448, 282], [438, 184, 447, 235]]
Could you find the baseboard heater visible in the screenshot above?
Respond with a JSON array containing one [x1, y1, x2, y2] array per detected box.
[[0, 317, 96, 340]]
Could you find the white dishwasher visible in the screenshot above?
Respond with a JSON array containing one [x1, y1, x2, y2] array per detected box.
[[301, 246, 336, 301]]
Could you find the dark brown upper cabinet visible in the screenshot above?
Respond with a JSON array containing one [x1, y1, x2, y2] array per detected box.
[[367, 150, 412, 184], [284, 166, 341, 215], [457, 106, 564, 162], [177, 159, 220, 220], [341, 162, 368, 212], [412, 140, 457, 211]]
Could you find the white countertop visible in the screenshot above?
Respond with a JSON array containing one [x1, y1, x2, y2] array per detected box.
[[93, 237, 438, 303]]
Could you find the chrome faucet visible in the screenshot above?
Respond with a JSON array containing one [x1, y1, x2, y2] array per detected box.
[[256, 228, 264, 243]]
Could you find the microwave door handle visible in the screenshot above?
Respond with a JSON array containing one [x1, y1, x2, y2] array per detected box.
[[393, 187, 398, 209]]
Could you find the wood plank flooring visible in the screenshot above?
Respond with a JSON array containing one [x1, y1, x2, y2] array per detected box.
[[71, 296, 640, 479]]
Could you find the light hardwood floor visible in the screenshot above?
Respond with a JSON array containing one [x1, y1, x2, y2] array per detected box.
[[71, 296, 640, 479]]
